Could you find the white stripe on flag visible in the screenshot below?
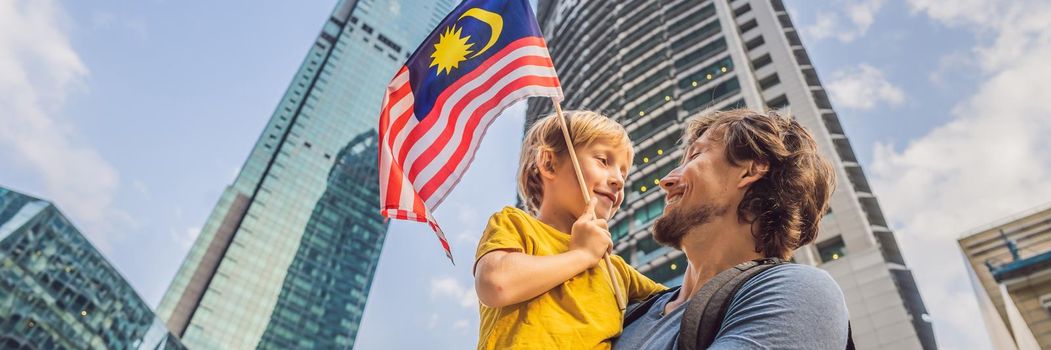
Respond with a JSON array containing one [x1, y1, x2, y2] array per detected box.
[[398, 45, 554, 174], [410, 64, 558, 195], [421, 85, 562, 208]]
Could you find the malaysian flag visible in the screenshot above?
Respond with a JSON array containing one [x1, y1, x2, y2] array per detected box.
[[378, 0, 562, 262]]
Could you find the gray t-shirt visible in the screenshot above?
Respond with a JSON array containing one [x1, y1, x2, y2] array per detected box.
[[613, 264, 849, 350]]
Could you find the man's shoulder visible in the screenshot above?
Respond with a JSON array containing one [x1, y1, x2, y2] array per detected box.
[[731, 262, 846, 317], [714, 263, 849, 349], [747, 263, 838, 289]]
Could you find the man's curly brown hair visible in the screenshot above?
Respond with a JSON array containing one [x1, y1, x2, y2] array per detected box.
[[683, 109, 836, 259]]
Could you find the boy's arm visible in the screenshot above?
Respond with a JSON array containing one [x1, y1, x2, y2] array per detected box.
[[475, 249, 596, 308], [475, 199, 611, 308]]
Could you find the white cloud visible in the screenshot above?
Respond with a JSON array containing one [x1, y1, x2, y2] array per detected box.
[[826, 63, 905, 110], [870, 1, 1051, 349], [0, 0, 126, 250], [804, 0, 884, 43], [430, 276, 479, 309]]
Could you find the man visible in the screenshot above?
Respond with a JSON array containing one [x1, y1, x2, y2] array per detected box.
[[614, 109, 849, 349]]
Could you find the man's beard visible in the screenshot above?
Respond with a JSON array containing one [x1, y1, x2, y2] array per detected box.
[[653, 201, 726, 248]]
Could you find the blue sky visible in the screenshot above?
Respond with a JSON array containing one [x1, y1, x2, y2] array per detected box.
[[3, 0, 1051, 349]]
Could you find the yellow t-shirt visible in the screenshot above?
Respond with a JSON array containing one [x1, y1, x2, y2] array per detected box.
[[474, 206, 667, 350]]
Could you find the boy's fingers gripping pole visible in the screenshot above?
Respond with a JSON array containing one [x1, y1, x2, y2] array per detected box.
[[551, 99, 627, 311]]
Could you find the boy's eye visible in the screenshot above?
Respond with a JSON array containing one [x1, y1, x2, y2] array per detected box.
[[596, 156, 608, 165]]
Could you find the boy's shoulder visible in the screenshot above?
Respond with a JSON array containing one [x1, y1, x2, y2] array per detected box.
[[486, 206, 550, 236], [490, 206, 532, 222]]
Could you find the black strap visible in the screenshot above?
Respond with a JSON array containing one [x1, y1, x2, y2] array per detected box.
[[678, 258, 785, 350], [623, 287, 678, 327], [846, 322, 855, 350]]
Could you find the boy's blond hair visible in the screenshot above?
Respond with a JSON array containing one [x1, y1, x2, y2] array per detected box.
[[518, 110, 633, 214]]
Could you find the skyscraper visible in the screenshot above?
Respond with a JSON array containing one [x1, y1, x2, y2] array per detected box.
[[526, 0, 935, 348], [0, 186, 184, 350], [156, 0, 455, 348]]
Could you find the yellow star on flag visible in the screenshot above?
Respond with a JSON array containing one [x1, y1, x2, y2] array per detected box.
[[430, 25, 475, 76]]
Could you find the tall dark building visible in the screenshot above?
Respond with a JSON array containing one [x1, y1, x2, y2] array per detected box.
[[526, 0, 935, 348], [0, 186, 184, 350], [155, 0, 455, 348], [256, 131, 385, 349]]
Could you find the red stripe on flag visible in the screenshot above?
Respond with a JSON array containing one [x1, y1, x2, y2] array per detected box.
[[381, 85, 416, 208], [394, 37, 549, 167], [406, 55, 555, 183], [417, 75, 561, 200]]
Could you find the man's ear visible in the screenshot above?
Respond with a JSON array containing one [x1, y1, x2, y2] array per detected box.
[[737, 159, 769, 189], [536, 149, 558, 180]]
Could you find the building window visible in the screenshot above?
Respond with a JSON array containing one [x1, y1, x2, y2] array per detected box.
[[758, 73, 781, 90], [670, 20, 722, 52], [682, 77, 741, 113], [377, 34, 402, 53], [738, 19, 758, 33], [611, 220, 629, 241], [674, 38, 728, 71], [667, 3, 716, 34], [678, 56, 734, 90], [751, 54, 773, 70], [734, 3, 752, 17], [766, 94, 789, 109], [647, 254, 688, 284], [817, 236, 847, 263], [745, 35, 765, 50], [629, 110, 678, 141]]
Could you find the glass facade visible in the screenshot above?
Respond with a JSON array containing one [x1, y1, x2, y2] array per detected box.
[[0, 187, 184, 350], [155, 0, 455, 349]]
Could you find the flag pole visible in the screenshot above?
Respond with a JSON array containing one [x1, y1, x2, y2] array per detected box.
[[551, 98, 627, 311]]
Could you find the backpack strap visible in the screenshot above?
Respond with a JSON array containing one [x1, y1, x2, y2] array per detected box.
[[846, 322, 855, 350], [624, 287, 679, 326], [677, 258, 786, 350]]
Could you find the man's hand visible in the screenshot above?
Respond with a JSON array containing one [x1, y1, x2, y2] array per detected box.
[[570, 198, 612, 266]]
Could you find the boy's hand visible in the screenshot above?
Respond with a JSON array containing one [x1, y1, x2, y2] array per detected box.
[[570, 198, 613, 266]]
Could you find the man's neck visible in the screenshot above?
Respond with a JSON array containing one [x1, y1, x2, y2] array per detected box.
[[670, 216, 763, 307]]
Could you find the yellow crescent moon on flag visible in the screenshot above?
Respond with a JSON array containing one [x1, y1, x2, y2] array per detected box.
[[459, 8, 503, 59]]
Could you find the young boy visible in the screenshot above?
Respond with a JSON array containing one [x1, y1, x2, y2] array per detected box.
[[473, 110, 666, 349]]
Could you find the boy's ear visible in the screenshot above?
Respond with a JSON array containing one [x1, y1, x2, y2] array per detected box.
[[536, 149, 558, 180]]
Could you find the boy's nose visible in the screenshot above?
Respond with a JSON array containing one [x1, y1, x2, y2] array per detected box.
[[608, 173, 623, 191]]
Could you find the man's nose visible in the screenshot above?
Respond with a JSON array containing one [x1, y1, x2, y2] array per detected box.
[[660, 166, 683, 192]]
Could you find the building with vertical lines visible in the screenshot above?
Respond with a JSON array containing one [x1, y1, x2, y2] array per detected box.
[[155, 0, 454, 348], [526, 1, 935, 348]]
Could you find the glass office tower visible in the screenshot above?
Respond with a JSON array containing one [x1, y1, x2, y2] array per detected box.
[[0, 186, 185, 350], [526, 1, 935, 349], [156, 0, 455, 348]]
